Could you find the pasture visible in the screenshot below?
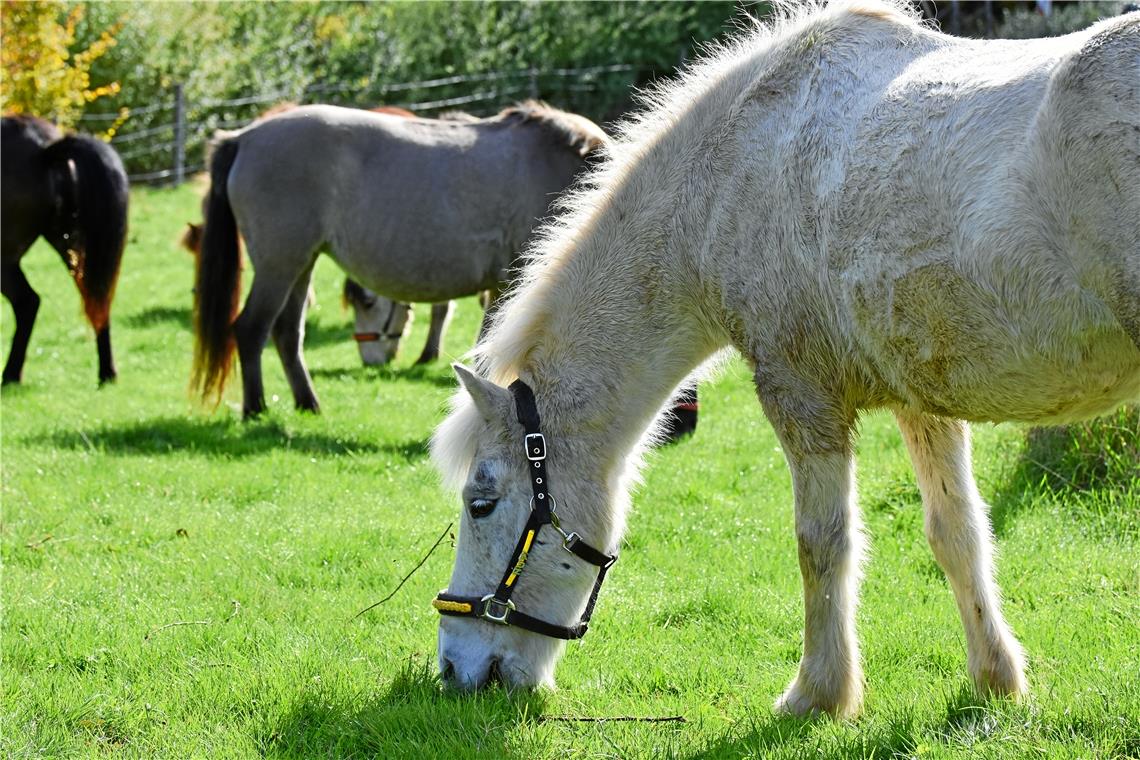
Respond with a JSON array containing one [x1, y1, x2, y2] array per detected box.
[[2, 182, 1138, 757]]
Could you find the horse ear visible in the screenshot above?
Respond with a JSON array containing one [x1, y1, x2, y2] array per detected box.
[[453, 364, 511, 422]]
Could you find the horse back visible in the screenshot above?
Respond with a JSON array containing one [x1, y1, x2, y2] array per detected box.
[[832, 15, 1140, 422]]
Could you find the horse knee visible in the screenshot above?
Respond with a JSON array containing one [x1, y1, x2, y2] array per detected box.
[[795, 513, 856, 581]]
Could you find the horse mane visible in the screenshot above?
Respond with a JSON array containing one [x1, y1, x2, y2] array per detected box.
[[469, 0, 921, 389], [498, 100, 609, 156]]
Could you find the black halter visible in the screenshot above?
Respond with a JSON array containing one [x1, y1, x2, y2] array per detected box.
[[432, 380, 616, 640]]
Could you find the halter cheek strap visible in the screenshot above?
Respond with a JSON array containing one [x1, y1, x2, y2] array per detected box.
[[432, 379, 617, 640]]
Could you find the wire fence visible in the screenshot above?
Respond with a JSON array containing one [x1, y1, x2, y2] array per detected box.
[[80, 64, 640, 186]]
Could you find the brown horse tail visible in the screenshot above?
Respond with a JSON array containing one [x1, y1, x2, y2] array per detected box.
[[192, 135, 242, 403], [44, 134, 129, 332]]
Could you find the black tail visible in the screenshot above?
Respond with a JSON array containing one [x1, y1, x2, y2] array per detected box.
[[191, 136, 242, 403], [44, 134, 129, 332]]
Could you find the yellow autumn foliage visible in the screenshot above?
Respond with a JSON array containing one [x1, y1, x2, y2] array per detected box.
[[0, 1, 122, 130]]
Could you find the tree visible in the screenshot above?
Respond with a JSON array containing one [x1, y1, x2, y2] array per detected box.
[[0, 1, 120, 129]]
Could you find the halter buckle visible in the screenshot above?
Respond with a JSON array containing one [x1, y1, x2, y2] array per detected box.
[[524, 433, 547, 461], [480, 594, 515, 624], [561, 531, 581, 553]]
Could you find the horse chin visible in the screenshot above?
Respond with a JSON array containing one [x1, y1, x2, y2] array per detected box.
[[356, 342, 397, 367], [438, 620, 560, 692]]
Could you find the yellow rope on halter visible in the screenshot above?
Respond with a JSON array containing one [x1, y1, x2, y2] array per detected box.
[[504, 529, 536, 587], [432, 598, 473, 614]]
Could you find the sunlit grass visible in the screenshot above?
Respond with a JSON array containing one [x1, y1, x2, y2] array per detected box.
[[2, 184, 1137, 758]]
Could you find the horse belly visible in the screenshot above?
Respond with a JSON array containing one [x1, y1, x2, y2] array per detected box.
[[849, 262, 1140, 424]]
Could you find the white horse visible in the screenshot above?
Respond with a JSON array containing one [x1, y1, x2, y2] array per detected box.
[[430, 1, 1140, 718]]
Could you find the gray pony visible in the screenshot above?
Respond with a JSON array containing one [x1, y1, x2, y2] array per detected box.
[[191, 102, 606, 416]]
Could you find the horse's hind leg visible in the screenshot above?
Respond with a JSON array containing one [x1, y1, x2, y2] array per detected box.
[[415, 301, 453, 364], [233, 270, 296, 418], [894, 411, 1026, 699], [1, 262, 41, 385], [757, 376, 865, 718], [95, 324, 115, 384], [272, 265, 320, 413]]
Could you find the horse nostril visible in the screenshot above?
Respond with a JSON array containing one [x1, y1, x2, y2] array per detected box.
[[440, 657, 456, 682]]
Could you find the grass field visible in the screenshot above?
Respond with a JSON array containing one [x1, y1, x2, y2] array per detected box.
[[2, 184, 1138, 759]]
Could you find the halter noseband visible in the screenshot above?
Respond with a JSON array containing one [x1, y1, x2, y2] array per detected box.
[[432, 380, 616, 640], [353, 303, 407, 343]]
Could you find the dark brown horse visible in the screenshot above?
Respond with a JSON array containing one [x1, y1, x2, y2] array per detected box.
[[1, 114, 128, 385]]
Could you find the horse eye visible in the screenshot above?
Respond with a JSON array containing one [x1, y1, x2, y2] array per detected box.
[[468, 497, 498, 518]]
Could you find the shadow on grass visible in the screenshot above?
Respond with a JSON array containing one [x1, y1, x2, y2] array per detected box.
[[263, 658, 545, 759], [989, 406, 1138, 537], [24, 416, 428, 460], [685, 710, 920, 760], [310, 362, 456, 390], [121, 305, 192, 330], [120, 306, 350, 350]]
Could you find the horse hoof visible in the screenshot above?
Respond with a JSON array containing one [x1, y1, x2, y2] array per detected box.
[[971, 639, 1027, 699], [98, 373, 117, 387], [774, 673, 863, 720]]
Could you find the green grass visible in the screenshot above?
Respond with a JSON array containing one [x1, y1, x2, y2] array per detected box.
[[2, 184, 1138, 759]]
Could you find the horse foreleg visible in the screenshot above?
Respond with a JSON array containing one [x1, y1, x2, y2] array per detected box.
[[415, 301, 453, 364], [233, 273, 293, 419], [272, 268, 320, 413], [1, 263, 41, 385], [760, 382, 864, 718], [895, 411, 1027, 699]]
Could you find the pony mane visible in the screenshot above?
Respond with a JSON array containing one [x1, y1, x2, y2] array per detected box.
[[470, 0, 921, 388], [498, 100, 609, 156]]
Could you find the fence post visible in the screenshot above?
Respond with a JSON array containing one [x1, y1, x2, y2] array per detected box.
[[173, 83, 185, 186], [528, 68, 539, 100]]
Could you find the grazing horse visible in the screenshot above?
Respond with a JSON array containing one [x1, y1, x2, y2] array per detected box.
[[341, 278, 454, 366], [1, 115, 128, 385], [430, 1, 1139, 717], [191, 102, 606, 416]]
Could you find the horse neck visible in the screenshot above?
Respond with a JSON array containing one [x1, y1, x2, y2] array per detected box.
[[511, 196, 723, 481]]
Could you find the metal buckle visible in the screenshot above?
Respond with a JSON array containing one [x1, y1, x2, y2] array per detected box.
[[561, 531, 581, 553], [480, 594, 515, 624], [524, 433, 546, 461]]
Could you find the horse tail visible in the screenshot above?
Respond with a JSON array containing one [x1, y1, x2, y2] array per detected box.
[[44, 134, 129, 332], [192, 134, 242, 402]]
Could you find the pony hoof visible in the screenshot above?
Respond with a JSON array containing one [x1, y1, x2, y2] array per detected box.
[[775, 675, 862, 720], [972, 643, 1027, 699]]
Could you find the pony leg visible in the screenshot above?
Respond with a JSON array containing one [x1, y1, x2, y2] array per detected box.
[[1, 263, 41, 385], [894, 411, 1027, 698], [758, 382, 864, 718], [271, 267, 320, 413], [415, 301, 453, 364], [476, 288, 502, 343], [233, 272, 294, 419], [95, 324, 115, 385]]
